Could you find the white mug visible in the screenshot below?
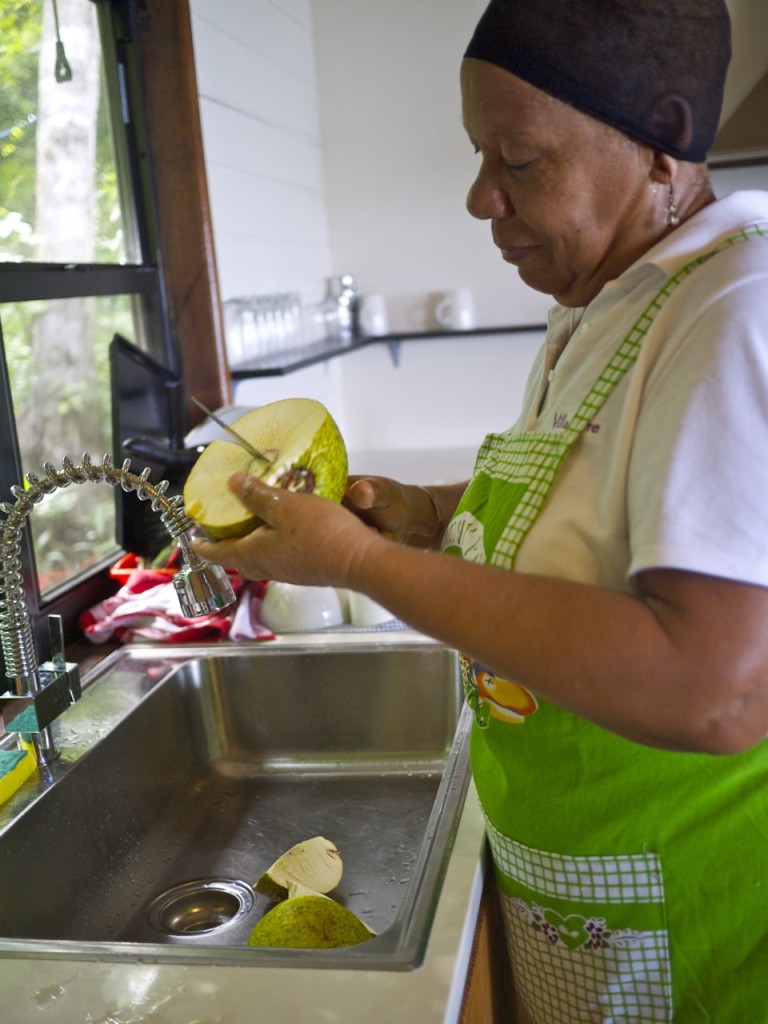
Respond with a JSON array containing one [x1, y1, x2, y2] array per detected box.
[[435, 288, 476, 331], [358, 293, 389, 337]]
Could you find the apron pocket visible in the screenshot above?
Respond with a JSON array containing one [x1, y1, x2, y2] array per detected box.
[[486, 817, 673, 1024]]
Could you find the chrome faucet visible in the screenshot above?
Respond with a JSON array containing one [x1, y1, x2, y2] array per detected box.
[[0, 454, 236, 766]]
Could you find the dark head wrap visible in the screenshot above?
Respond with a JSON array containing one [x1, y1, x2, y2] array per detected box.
[[464, 0, 731, 162]]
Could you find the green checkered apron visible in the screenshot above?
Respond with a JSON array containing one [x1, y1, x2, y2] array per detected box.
[[443, 228, 768, 1023]]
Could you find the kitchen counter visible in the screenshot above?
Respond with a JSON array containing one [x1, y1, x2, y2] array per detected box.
[[0, 629, 488, 1024]]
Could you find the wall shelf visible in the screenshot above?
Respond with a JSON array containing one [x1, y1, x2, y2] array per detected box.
[[229, 323, 545, 379]]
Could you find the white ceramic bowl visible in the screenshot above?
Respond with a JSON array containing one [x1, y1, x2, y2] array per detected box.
[[347, 590, 395, 628], [260, 582, 346, 632]]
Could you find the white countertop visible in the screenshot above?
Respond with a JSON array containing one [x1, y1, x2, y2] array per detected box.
[[0, 630, 488, 1024]]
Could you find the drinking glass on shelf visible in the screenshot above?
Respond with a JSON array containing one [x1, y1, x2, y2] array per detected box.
[[223, 292, 304, 363], [223, 298, 248, 365]]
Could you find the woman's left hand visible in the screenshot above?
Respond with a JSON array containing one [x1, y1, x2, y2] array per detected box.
[[191, 471, 381, 587]]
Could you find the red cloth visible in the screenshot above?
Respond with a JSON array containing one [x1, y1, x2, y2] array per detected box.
[[79, 569, 275, 644]]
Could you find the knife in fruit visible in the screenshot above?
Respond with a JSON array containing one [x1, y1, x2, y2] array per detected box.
[[191, 396, 273, 464]]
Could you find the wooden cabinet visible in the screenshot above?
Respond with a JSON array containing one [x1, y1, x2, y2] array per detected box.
[[459, 863, 518, 1024]]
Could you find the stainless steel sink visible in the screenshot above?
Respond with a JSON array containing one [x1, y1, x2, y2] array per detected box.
[[0, 641, 470, 968]]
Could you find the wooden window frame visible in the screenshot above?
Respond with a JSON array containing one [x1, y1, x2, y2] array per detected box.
[[133, 0, 231, 419]]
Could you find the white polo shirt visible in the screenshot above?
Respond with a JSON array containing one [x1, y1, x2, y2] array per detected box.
[[507, 190, 768, 591]]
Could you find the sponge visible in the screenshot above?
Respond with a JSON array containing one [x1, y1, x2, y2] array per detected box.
[[0, 739, 37, 807]]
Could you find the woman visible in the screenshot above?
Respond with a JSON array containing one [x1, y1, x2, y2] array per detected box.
[[196, 1, 768, 1019]]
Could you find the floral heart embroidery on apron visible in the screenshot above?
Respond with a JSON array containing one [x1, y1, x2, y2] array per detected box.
[[542, 910, 594, 950], [528, 898, 650, 953]]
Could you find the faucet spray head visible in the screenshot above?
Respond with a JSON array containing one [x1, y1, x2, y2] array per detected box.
[[173, 532, 235, 618]]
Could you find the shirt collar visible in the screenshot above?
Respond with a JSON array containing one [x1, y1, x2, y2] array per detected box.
[[631, 190, 768, 277]]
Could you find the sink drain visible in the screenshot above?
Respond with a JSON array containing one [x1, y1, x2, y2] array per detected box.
[[147, 879, 255, 936]]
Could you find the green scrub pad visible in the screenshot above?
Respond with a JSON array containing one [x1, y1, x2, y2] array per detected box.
[[0, 740, 36, 806]]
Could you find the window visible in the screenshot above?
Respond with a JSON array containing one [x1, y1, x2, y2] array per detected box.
[[0, 0, 174, 610], [1, 0, 229, 666]]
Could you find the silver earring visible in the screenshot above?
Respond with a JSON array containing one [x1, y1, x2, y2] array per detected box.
[[665, 183, 680, 227]]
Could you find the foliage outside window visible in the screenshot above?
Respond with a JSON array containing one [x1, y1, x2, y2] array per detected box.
[[0, 0, 170, 599]]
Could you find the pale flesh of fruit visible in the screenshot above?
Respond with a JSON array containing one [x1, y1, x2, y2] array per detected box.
[[254, 835, 343, 900], [183, 398, 348, 539]]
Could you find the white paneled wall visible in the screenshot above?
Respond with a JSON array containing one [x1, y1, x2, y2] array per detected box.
[[190, 0, 348, 437], [310, 0, 546, 460], [191, 0, 546, 465], [190, 0, 331, 304], [310, 0, 551, 332], [339, 330, 544, 463]]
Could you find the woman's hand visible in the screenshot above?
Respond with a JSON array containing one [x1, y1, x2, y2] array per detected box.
[[344, 476, 466, 548], [191, 472, 382, 588]]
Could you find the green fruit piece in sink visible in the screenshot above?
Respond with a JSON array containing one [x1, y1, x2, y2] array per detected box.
[[248, 893, 375, 949]]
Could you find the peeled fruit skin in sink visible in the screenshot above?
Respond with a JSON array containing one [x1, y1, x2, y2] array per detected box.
[[183, 398, 348, 540], [254, 835, 343, 900], [249, 837, 376, 949], [247, 893, 375, 949]]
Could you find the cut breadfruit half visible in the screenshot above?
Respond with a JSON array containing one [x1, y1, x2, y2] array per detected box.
[[183, 398, 348, 539]]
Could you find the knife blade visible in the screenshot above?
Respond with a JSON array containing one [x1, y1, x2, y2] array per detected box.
[[191, 397, 273, 464]]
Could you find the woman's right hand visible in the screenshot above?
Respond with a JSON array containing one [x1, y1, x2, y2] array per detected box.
[[344, 476, 465, 548]]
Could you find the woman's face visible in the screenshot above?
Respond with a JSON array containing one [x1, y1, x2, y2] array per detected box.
[[461, 59, 659, 307]]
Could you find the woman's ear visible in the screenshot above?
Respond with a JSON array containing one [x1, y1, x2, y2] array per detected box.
[[649, 149, 679, 188], [646, 93, 694, 156]]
